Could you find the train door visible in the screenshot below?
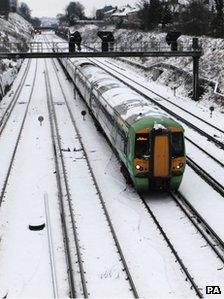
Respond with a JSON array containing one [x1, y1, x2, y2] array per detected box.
[[153, 135, 169, 177]]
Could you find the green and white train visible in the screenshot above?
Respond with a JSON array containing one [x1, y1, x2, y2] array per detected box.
[[60, 57, 186, 192]]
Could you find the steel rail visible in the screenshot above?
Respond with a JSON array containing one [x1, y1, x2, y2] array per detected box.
[[49, 55, 139, 298], [0, 59, 38, 207], [0, 59, 32, 136], [87, 58, 224, 150], [140, 195, 203, 298], [44, 194, 59, 298], [60, 52, 224, 191], [86, 58, 224, 192], [44, 60, 88, 298], [100, 58, 224, 136], [185, 136, 224, 168], [88, 60, 224, 193], [186, 156, 224, 197], [170, 191, 224, 262], [50, 40, 224, 174], [50, 36, 222, 135], [50, 36, 221, 297]]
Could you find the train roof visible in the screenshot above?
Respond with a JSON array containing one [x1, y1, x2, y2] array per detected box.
[[71, 58, 181, 128]]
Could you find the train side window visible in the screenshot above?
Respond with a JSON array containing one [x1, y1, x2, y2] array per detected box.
[[135, 134, 150, 158], [171, 132, 184, 157], [124, 137, 128, 155], [127, 139, 130, 156]]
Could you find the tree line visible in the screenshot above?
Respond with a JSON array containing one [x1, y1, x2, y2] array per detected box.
[[0, 0, 41, 26], [1, 0, 224, 38], [138, 0, 224, 38], [57, 0, 224, 38], [57, 2, 86, 26]]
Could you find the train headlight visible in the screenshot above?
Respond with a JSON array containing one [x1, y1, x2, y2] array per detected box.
[[136, 165, 143, 171], [177, 162, 184, 169]]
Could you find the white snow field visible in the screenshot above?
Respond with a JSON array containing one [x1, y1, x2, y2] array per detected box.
[[0, 29, 223, 298]]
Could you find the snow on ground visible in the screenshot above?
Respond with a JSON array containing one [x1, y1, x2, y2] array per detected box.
[[0, 13, 32, 97], [46, 59, 133, 297], [74, 24, 224, 110], [56, 58, 196, 297], [0, 58, 68, 298], [48, 31, 224, 232], [0, 49, 195, 298], [0, 28, 223, 297], [0, 13, 32, 51], [147, 192, 224, 292]]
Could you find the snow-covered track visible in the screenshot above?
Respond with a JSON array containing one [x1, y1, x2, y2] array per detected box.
[[140, 194, 203, 298], [186, 156, 224, 197], [99, 59, 224, 135], [0, 59, 38, 207], [141, 192, 224, 297], [49, 35, 224, 189], [88, 58, 224, 150], [171, 191, 224, 262], [45, 60, 85, 298], [45, 56, 139, 298], [185, 136, 223, 168], [0, 59, 32, 136], [86, 58, 224, 192]]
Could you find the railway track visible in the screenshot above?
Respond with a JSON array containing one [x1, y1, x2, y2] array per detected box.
[[0, 57, 68, 297], [45, 60, 79, 297], [102, 59, 224, 136], [50, 33, 224, 150], [48, 37, 224, 191], [0, 59, 38, 206], [87, 58, 224, 149], [47, 53, 200, 297], [171, 191, 224, 261], [186, 156, 224, 197], [86, 58, 224, 193], [44, 56, 139, 298], [45, 33, 224, 296], [0, 59, 31, 136], [141, 191, 224, 298], [50, 34, 224, 206]]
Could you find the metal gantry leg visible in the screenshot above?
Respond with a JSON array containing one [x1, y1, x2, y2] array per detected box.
[[193, 56, 200, 101]]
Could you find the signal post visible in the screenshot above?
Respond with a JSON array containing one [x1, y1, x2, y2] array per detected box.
[[0, 31, 202, 101]]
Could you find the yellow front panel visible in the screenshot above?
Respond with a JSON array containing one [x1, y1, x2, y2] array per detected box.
[[153, 136, 169, 177]]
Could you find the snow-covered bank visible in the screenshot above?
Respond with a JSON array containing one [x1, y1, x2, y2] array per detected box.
[[0, 13, 32, 99], [73, 24, 224, 110]]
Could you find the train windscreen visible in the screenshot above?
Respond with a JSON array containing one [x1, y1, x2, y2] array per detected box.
[[171, 132, 184, 157], [135, 134, 150, 158]]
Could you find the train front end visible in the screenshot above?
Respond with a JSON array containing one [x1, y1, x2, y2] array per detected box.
[[129, 118, 186, 192]]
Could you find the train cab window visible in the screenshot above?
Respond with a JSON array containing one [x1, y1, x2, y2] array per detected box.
[[135, 134, 150, 158], [171, 132, 184, 157]]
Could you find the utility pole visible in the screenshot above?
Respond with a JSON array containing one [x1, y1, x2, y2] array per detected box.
[[192, 38, 200, 101], [193, 56, 200, 101]]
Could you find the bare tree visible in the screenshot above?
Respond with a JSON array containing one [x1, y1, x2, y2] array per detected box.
[[168, 0, 180, 14], [180, 0, 211, 35], [18, 2, 31, 22], [138, 0, 163, 30], [65, 1, 86, 25], [214, 0, 223, 18], [0, 0, 10, 19], [212, 0, 224, 36]]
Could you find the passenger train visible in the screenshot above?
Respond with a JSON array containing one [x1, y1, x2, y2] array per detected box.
[[59, 57, 186, 192]]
